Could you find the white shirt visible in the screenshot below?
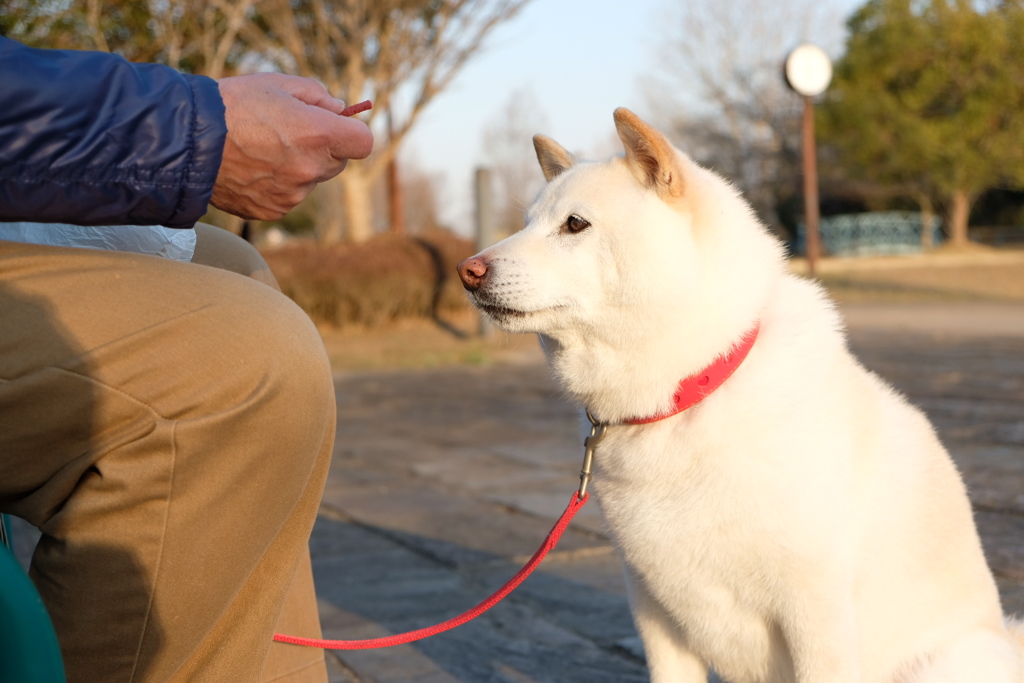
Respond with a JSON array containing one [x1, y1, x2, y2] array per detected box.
[[0, 222, 196, 262]]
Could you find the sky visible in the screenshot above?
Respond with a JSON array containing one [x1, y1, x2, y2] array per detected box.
[[397, 0, 862, 237], [401, 0, 668, 235]]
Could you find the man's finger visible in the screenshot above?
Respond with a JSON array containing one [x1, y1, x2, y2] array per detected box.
[[281, 76, 348, 115], [313, 159, 348, 184], [320, 115, 374, 161]]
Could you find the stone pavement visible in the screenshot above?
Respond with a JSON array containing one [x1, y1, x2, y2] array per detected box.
[[314, 301, 1024, 683]]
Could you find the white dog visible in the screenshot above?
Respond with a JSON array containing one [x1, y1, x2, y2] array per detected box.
[[457, 109, 1024, 683]]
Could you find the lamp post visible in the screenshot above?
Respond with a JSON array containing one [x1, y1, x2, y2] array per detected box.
[[784, 44, 832, 277]]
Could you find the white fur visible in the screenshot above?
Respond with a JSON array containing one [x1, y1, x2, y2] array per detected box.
[[464, 112, 1023, 682]]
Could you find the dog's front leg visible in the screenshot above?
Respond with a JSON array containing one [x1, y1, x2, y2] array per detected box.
[[783, 594, 862, 683], [626, 570, 709, 683]]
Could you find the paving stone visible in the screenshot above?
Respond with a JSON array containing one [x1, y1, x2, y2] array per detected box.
[[396, 599, 648, 683], [954, 444, 1024, 512], [312, 517, 645, 682], [534, 547, 627, 594], [409, 452, 574, 497], [325, 653, 365, 683], [975, 512, 1024, 582], [997, 579, 1024, 616], [484, 491, 609, 538], [319, 596, 461, 683], [319, 478, 605, 564], [464, 559, 640, 649]]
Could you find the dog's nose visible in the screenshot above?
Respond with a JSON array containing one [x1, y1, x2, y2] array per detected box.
[[457, 256, 489, 292]]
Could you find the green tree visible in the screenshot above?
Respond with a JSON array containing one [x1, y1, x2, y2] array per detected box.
[[820, 0, 1024, 247]]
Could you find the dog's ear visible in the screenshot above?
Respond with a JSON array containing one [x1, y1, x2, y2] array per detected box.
[[533, 134, 575, 181], [613, 108, 685, 199]]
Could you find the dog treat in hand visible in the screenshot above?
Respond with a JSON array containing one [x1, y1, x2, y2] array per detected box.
[[341, 100, 372, 117]]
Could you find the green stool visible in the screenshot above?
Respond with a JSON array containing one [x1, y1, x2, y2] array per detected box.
[[0, 512, 10, 549], [0, 514, 66, 683]]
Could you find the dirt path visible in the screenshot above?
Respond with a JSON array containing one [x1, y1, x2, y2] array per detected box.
[[795, 247, 1024, 303]]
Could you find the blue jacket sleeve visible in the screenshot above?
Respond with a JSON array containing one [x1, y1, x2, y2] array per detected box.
[[0, 37, 227, 229]]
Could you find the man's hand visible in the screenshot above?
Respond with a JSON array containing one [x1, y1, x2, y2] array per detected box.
[[212, 73, 374, 221]]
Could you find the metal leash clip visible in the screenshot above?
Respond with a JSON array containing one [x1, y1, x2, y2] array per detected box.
[[578, 410, 607, 499]]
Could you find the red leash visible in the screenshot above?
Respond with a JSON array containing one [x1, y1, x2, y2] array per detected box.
[[274, 491, 589, 650]]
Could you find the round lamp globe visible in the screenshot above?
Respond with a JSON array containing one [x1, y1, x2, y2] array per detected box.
[[785, 44, 832, 97]]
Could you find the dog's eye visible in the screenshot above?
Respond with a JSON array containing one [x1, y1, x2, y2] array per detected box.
[[563, 214, 591, 234]]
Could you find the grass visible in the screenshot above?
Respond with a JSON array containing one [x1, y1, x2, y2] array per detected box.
[[318, 310, 544, 373]]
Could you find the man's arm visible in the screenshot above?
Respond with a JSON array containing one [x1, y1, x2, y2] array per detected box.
[[0, 38, 373, 228], [0, 36, 226, 229]]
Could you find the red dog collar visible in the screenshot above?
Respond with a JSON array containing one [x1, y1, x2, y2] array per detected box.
[[625, 323, 760, 425]]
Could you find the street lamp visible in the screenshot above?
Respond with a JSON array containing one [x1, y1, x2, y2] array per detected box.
[[785, 44, 832, 277]]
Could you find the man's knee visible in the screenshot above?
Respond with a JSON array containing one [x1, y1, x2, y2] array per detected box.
[[202, 278, 334, 441], [155, 269, 335, 493], [191, 222, 280, 290]]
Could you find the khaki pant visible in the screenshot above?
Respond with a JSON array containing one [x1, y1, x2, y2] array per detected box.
[[0, 225, 330, 682]]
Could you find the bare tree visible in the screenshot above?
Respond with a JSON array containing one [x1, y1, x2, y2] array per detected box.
[[397, 151, 449, 235], [245, 0, 533, 243], [170, 0, 259, 79], [480, 87, 549, 238], [362, 148, 446, 235], [1, 0, 257, 78], [647, 0, 847, 236]]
